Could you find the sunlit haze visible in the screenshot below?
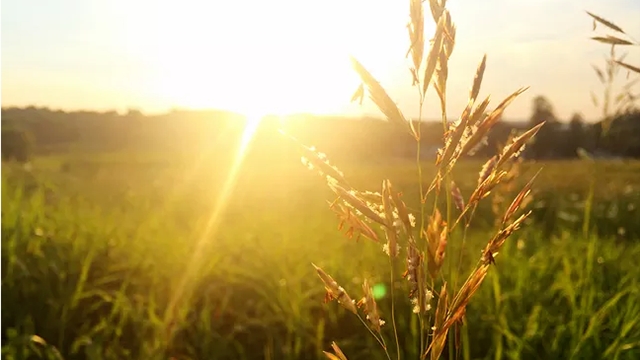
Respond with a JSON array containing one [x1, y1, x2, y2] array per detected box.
[[2, 0, 640, 121]]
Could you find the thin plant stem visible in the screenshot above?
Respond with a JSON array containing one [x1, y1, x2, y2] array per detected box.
[[417, 94, 426, 236], [437, 88, 457, 360], [454, 206, 477, 291], [356, 314, 393, 360], [390, 258, 401, 360], [416, 90, 427, 358]]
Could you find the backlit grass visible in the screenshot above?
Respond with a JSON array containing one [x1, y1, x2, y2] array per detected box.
[[2, 154, 640, 360]]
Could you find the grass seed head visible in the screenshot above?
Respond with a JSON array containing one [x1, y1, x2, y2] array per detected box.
[[451, 180, 465, 211], [422, 14, 446, 96], [428, 0, 445, 23], [460, 87, 529, 156], [405, 240, 425, 303], [484, 211, 531, 261], [331, 202, 380, 243], [424, 210, 447, 279], [312, 264, 358, 315], [388, 182, 415, 234], [428, 283, 449, 360], [502, 170, 540, 225], [350, 57, 413, 136], [478, 156, 497, 186], [382, 180, 399, 257], [358, 279, 385, 333], [408, 0, 425, 73], [470, 55, 487, 105], [324, 341, 349, 360], [496, 122, 545, 169], [469, 96, 491, 127], [328, 181, 387, 226]]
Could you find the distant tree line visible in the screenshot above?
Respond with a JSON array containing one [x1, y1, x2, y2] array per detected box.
[[2, 96, 639, 163]]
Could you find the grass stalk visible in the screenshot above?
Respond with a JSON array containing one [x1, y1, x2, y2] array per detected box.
[[390, 258, 402, 360]]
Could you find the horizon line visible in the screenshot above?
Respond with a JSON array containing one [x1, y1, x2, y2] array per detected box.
[[1, 104, 612, 124]]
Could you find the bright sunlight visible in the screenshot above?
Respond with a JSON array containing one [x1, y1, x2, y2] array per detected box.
[[126, 0, 416, 118]]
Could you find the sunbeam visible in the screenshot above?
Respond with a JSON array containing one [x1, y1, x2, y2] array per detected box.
[[162, 114, 263, 341]]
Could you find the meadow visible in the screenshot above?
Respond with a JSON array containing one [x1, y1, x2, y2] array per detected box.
[[2, 143, 640, 360]]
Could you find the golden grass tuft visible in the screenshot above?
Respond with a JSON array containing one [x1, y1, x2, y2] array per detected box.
[[280, 0, 544, 358]]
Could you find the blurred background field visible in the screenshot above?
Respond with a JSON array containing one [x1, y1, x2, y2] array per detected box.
[[3, 0, 640, 358], [2, 133, 640, 359]]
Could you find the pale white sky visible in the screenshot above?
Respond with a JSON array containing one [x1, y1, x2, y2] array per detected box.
[[2, 0, 640, 121]]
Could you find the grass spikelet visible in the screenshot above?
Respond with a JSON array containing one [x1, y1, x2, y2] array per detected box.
[[422, 14, 446, 96], [591, 36, 634, 46], [483, 211, 531, 265], [436, 103, 469, 169], [428, 284, 449, 360], [388, 182, 416, 234], [478, 156, 497, 187], [358, 279, 385, 333], [404, 241, 424, 298], [324, 341, 349, 360], [586, 11, 626, 34], [312, 264, 358, 315], [442, 265, 489, 332], [468, 96, 491, 128], [424, 210, 447, 279], [470, 55, 487, 105], [433, 55, 488, 174], [382, 180, 399, 257], [434, 49, 449, 115], [350, 57, 413, 135], [281, 131, 351, 188], [495, 122, 545, 169], [615, 60, 640, 74], [459, 87, 529, 156], [428, 0, 445, 23], [502, 169, 540, 225], [450, 180, 464, 211], [328, 180, 387, 226], [459, 169, 508, 226], [351, 83, 365, 105], [592, 64, 606, 83], [330, 202, 380, 243], [442, 10, 456, 57], [408, 0, 425, 73]]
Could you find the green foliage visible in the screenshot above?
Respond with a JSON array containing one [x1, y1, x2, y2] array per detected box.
[[2, 155, 640, 359]]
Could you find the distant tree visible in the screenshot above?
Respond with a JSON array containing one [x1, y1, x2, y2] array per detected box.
[[599, 110, 640, 157], [127, 108, 143, 117], [530, 96, 557, 125], [564, 112, 586, 157], [528, 95, 561, 159], [1, 127, 33, 163]]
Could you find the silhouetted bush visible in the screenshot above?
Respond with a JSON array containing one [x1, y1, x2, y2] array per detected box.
[[1, 127, 33, 163]]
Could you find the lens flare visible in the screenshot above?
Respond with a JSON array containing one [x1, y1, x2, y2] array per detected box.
[[162, 113, 262, 339]]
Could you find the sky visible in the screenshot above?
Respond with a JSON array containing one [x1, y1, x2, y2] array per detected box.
[[2, 0, 640, 122]]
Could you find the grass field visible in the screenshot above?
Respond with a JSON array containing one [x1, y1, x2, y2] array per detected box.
[[2, 147, 640, 360]]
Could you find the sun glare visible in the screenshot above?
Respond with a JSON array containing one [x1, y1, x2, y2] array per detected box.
[[105, 0, 429, 342], [129, 0, 414, 117]]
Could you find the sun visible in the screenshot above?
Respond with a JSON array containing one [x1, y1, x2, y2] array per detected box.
[[131, 0, 416, 119]]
